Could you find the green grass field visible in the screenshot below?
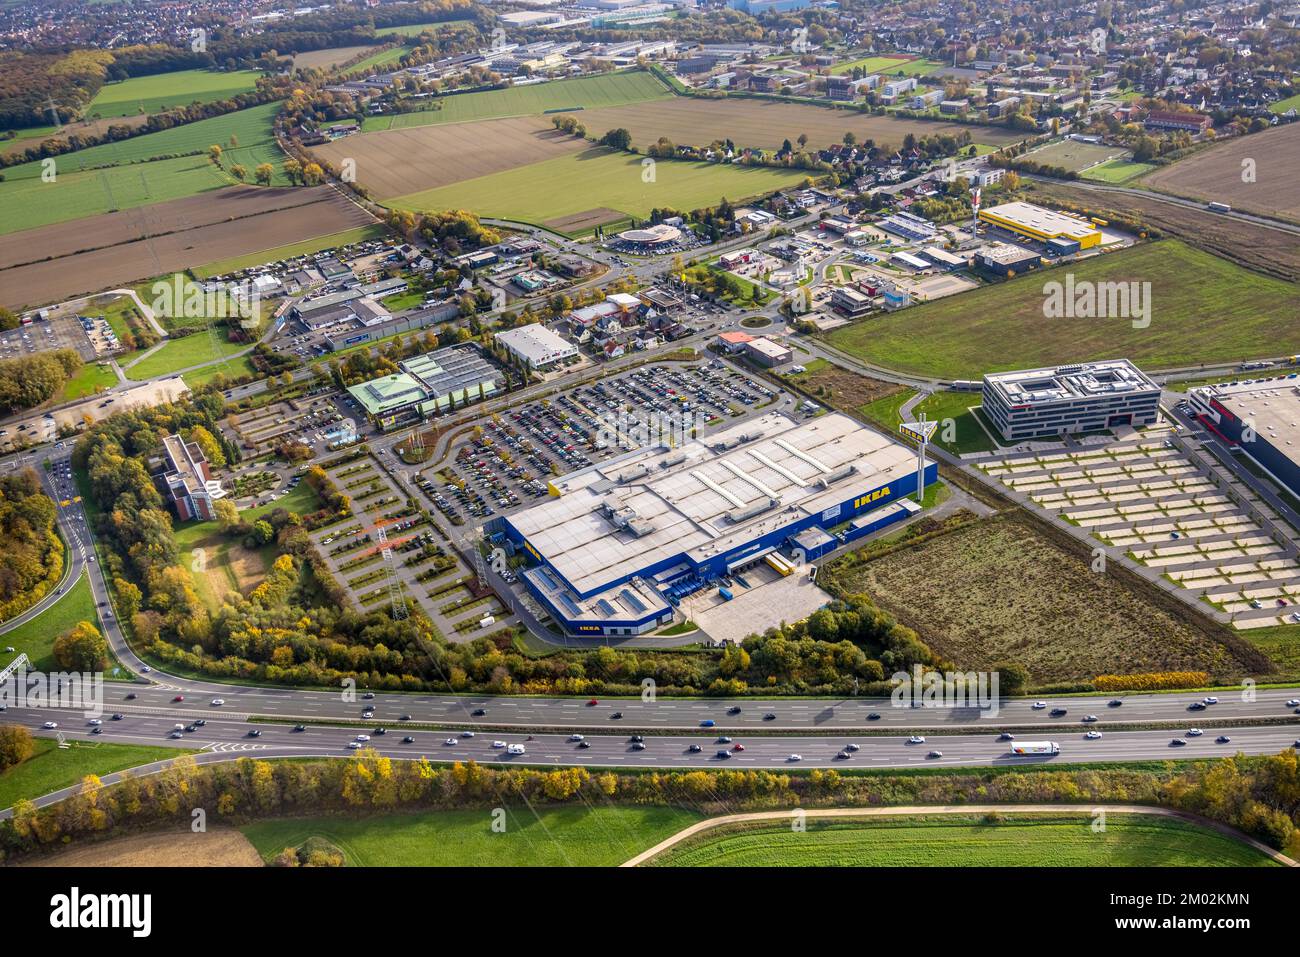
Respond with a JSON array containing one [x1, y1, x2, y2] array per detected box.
[[0, 102, 288, 235], [1269, 91, 1300, 114], [0, 571, 96, 672], [181, 357, 258, 387], [647, 814, 1278, 867], [87, 69, 263, 119], [126, 327, 250, 379], [901, 390, 999, 454], [192, 223, 392, 278], [825, 240, 1300, 378], [362, 69, 671, 131], [1081, 158, 1157, 184], [375, 19, 472, 36], [57, 362, 118, 401], [241, 805, 701, 866], [389, 147, 808, 225], [0, 739, 189, 811], [346, 46, 411, 76], [829, 55, 944, 77]]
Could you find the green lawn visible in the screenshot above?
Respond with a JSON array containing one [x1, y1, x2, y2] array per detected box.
[[1239, 624, 1300, 681], [1268, 91, 1300, 114], [86, 69, 263, 119], [829, 55, 944, 77], [241, 805, 701, 866], [181, 357, 258, 388], [389, 147, 809, 226], [346, 46, 412, 77], [362, 69, 671, 131], [0, 571, 97, 672], [244, 481, 320, 520], [192, 224, 392, 278], [126, 328, 250, 379], [911, 390, 1000, 454], [647, 814, 1279, 867], [57, 362, 117, 401], [0, 739, 189, 811], [0, 102, 289, 235], [825, 240, 1300, 378], [1081, 159, 1157, 184]]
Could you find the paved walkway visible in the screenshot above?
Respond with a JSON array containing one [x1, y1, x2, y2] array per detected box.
[[621, 803, 1298, 867]]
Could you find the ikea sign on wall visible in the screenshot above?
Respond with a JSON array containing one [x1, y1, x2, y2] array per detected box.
[[853, 486, 892, 510]]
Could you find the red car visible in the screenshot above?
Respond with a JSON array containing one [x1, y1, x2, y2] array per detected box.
[[172, 695, 184, 702], [587, 698, 599, 706], [732, 743, 745, 752]]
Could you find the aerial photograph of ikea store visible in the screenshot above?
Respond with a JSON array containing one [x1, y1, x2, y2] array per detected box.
[[502, 410, 936, 637]]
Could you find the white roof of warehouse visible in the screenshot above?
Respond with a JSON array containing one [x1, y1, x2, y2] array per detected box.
[[494, 323, 576, 363], [508, 411, 916, 595]]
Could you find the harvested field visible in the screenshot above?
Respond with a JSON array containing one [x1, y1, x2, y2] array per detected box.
[[1143, 124, 1300, 225], [311, 116, 585, 200], [825, 513, 1265, 685], [568, 98, 1025, 151], [0, 186, 375, 309], [292, 45, 376, 70], [1027, 179, 1300, 282], [22, 829, 264, 867], [544, 207, 627, 232]]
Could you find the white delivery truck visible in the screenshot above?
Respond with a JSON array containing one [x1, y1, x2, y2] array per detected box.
[[1010, 741, 1060, 756]]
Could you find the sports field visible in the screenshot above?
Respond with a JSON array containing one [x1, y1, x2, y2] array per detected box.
[[241, 806, 701, 866], [1024, 138, 1126, 173], [1080, 158, 1156, 183], [825, 240, 1300, 378], [361, 69, 671, 131], [388, 147, 809, 228], [829, 55, 944, 76], [570, 97, 1023, 151], [647, 815, 1278, 867], [86, 69, 263, 118]]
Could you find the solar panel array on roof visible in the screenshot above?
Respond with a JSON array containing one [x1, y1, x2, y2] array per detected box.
[[536, 567, 561, 591], [596, 598, 616, 616], [620, 588, 646, 613], [558, 592, 582, 617]]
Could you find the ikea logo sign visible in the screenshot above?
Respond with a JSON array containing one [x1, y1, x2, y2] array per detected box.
[[576, 625, 602, 633], [524, 542, 540, 560], [853, 486, 891, 509]]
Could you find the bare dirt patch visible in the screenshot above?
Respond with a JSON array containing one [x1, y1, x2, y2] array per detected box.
[[1143, 124, 1300, 225], [569, 98, 1025, 151], [293, 45, 375, 70], [0, 187, 375, 309], [310, 116, 586, 200], [544, 207, 626, 232], [20, 829, 264, 867], [788, 362, 905, 410]]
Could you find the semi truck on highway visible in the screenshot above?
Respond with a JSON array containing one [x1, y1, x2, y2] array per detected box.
[[1010, 741, 1060, 755]]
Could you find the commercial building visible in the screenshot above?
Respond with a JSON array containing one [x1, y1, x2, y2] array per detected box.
[[979, 201, 1103, 250], [156, 433, 224, 522], [831, 285, 872, 317], [982, 359, 1161, 441], [323, 300, 458, 351], [715, 330, 754, 353], [495, 323, 579, 370], [877, 210, 939, 241], [1187, 376, 1300, 500], [503, 411, 935, 635], [614, 223, 682, 249], [346, 345, 504, 430], [743, 336, 792, 367], [975, 242, 1043, 276], [1144, 110, 1212, 133]]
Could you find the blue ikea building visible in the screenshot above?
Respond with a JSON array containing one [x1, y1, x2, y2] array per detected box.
[[502, 411, 935, 636]]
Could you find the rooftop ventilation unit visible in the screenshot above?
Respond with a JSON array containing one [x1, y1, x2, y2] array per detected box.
[[726, 496, 779, 524], [815, 463, 857, 490]]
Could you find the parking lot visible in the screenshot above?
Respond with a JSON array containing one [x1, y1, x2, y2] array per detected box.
[[0, 316, 98, 362], [975, 424, 1300, 630], [225, 391, 355, 458]]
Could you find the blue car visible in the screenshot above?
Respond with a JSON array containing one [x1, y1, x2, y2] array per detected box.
[[700, 719, 716, 728]]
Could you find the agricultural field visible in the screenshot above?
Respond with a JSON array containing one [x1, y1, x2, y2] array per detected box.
[[571, 96, 1024, 151], [0, 114, 150, 157], [1026, 179, 1300, 283], [829, 55, 944, 76], [388, 147, 810, 231], [1143, 123, 1300, 224], [823, 512, 1262, 684], [648, 815, 1278, 867], [26, 830, 265, 867], [1024, 138, 1127, 173], [825, 241, 1300, 378], [1079, 158, 1156, 184], [360, 69, 671, 131], [86, 68, 263, 119], [291, 46, 376, 71], [312, 116, 586, 200], [345, 46, 410, 76], [375, 18, 473, 36], [0, 187, 375, 310], [241, 806, 701, 866]]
